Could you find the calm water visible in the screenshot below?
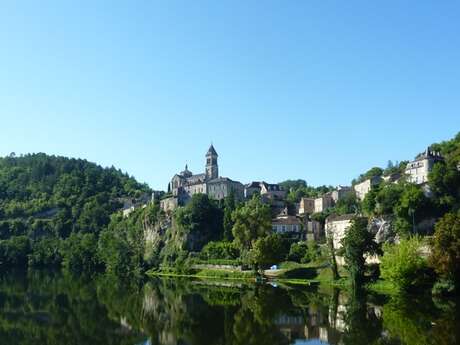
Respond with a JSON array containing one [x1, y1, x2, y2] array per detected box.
[[0, 270, 458, 345]]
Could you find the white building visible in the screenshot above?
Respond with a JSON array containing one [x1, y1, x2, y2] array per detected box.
[[314, 193, 334, 213], [272, 208, 303, 239], [405, 147, 444, 185], [353, 176, 382, 201], [325, 214, 355, 250]]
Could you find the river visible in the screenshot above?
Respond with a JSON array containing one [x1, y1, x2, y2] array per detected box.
[[0, 270, 458, 344]]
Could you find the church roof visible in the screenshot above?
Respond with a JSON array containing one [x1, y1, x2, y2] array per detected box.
[[181, 173, 206, 186], [180, 164, 192, 177], [206, 144, 218, 156]]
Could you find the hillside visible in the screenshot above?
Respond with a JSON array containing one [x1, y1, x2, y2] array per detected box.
[[0, 153, 151, 269]]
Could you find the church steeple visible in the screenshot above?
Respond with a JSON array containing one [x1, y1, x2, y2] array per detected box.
[[205, 144, 218, 180]]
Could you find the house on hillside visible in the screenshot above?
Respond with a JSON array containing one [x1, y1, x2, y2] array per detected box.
[[331, 186, 353, 203], [272, 208, 304, 239], [299, 197, 315, 215], [314, 193, 334, 213], [405, 147, 444, 185], [353, 176, 382, 201]]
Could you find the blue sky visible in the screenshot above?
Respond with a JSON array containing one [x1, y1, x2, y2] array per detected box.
[[0, 1, 458, 190]]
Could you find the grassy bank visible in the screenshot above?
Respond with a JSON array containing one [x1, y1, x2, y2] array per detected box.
[[146, 260, 350, 287], [146, 267, 256, 281]]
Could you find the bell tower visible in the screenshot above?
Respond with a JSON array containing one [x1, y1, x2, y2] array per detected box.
[[205, 144, 218, 180]]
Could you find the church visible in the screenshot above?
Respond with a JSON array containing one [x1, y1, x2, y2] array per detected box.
[[162, 145, 244, 211]]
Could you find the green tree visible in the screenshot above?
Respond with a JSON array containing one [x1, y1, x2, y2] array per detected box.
[[174, 194, 224, 251], [0, 236, 30, 268], [380, 236, 429, 292], [394, 184, 429, 236], [61, 232, 100, 275], [231, 195, 271, 251], [430, 212, 460, 289], [340, 217, 378, 287], [428, 161, 460, 210], [327, 231, 340, 280], [288, 241, 308, 262], [223, 191, 237, 241], [250, 234, 289, 270]]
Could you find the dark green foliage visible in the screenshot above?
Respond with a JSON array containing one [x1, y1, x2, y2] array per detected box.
[[200, 241, 240, 260], [0, 153, 150, 271], [0, 236, 30, 268], [231, 195, 271, 251], [223, 191, 236, 241], [250, 234, 289, 270], [341, 217, 379, 287], [334, 193, 360, 215], [429, 161, 460, 211], [174, 194, 223, 251], [28, 237, 62, 267], [60, 232, 100, 275], [279, 179, 334, 203], [430, 211, 460, 290], [288, 240, 319, 263], [288, 241, 308, 262], [353, 166, 383, 185]]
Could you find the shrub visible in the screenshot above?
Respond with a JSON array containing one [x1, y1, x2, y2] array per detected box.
[[288, 242, 308, 263], [380, 236, 430, 292], [430, 212, 460, 289], [200, 241, 240, 261]]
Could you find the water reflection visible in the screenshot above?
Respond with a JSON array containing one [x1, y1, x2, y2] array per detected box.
[[0, 270, 458, 345]]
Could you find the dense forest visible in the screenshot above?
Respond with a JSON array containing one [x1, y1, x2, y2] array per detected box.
[[0, 153, 151, 272]]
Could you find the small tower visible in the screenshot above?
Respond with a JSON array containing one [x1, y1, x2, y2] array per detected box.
[[205, 144, 219, 180]]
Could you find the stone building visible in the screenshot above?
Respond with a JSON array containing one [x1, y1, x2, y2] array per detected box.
[[260, 182, 286, 200], [405, 147, 444, 185], [244, 181, 262, 199], [299, 197, 315, 215], [271, 207, 303, 239], [331, 186, 352, 203], [314, 193, 334, 213], [244, 181, 286, 210], [162, 145, 244, 211], [353, 176, 382, 201], [325, 214, 356, 250]]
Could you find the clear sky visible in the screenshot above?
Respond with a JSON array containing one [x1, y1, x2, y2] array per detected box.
[[0, 1, 459, 190]]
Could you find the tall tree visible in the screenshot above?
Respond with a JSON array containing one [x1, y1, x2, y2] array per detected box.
[[231, 195, 271, 251], [341, 217, 378, 288], [223, 191, 236, 241], [430, 211, 460, 290]]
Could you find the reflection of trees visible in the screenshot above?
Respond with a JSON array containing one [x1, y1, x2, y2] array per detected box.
[[382, 295, 460, 345], [0, 270, 145, 345], [342, 290, 382, 345], [2, 271, 458, 345]]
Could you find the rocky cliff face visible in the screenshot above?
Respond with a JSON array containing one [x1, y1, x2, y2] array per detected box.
[[143, 213, 171, 262], [368, 216, 398, 244]]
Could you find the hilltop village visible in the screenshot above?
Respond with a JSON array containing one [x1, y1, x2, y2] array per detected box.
[[0, 132, 459, 296], [122, 144, 455, 251]]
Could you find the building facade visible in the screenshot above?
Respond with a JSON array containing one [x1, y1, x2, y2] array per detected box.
[[163, 145, 244, 211], [331, 186, 352, 203], [314, 193, 334, 213], [299, 197, 315, 215], [353, 176, 382, 201], [325, 214, 356, 250], [272, 208, 303, 239], [405, 147, 444, 185]]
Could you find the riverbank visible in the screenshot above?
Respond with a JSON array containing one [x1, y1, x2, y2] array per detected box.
[[146, 261, 350, 287]]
